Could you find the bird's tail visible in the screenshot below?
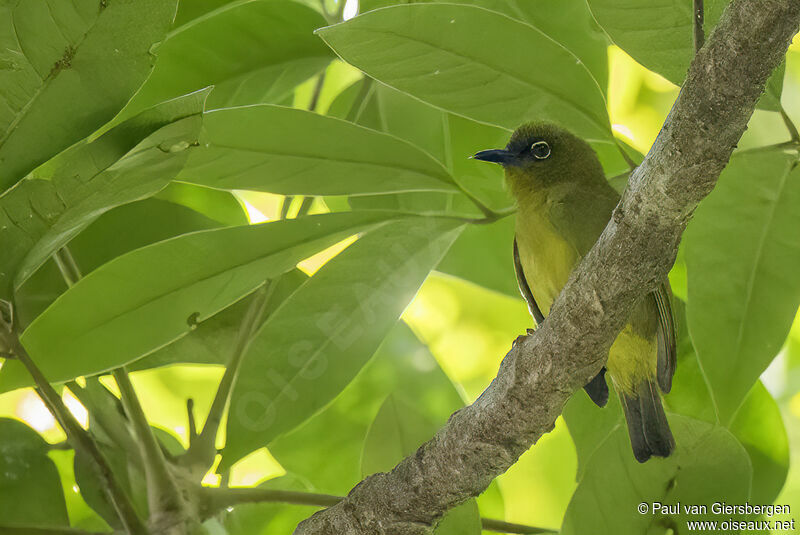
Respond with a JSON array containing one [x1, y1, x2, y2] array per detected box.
[[620, 380, 675, 463]]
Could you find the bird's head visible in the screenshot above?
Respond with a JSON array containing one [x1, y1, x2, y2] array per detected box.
[[473, 122, 603, 199]]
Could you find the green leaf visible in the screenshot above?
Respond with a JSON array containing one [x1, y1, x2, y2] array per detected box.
[[437, 217, 519, 298], [0, 212, 395, 392], [14, 195, 230, 329], [155, 182, 247, 227], [223, 217, 463, 467], [173, 0, 237, 28], [130, 270, 308, 372], [179, 105, 458, 195], [561, 413, 751, 535], [685, 150, 800, 424], [0, 0, 178, 191], [451, 0, 609, 92], [317, 4, 612, 141], [758, 61, 786, 112], [268, 322, 463, 494], [125, 0, 332, 114], [0, 418, 69, 526], [729, 382, 789, 504], [0, 89, 209, 300], [360, 394, 481, 534]]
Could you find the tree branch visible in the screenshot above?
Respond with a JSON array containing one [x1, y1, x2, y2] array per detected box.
[[294, 0, 800, 533], [199, 488, 550, 534]]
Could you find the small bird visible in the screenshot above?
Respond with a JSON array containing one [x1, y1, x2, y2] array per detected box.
[[473, 123, 676, 463]]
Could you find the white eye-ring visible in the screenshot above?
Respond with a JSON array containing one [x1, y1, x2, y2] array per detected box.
[[531, 141, 551, 159]]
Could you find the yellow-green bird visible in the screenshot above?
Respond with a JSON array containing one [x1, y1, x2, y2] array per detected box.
[[474, 123, 676, 463]]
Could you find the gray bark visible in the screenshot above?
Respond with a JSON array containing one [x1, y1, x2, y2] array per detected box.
[[295, 0, 800, 533]]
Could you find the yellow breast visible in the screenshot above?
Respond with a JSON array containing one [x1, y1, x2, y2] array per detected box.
[[514, 202, 579, 316]]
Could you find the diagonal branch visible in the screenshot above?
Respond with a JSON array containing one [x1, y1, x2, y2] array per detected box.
[[294, 0, 800, 533]]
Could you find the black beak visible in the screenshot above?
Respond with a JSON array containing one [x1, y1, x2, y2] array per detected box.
[[472, 149, 515, 165]]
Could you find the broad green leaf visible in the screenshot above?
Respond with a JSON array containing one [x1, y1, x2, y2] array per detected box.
[[223, 217, 463, 467], [268, 322, 464, 494], [317, 4, 612, 141], [126, 0, 332, 114], [457, 0, 609, 92], [437, 217, 518, 298], [759, 62, 786, 112], [155, 181, 248, 227], [130, 270, 307, 372], [329, 80, 513, 216], [179, 105, 458, 195], [0, 418, 69, 526], [561, 414, 751, 535], [0, 89, 209, 300], [0, 212, 395, 392], [15, 195, 231, 329], [0, 0, 178, 191], [49, 450, 109, 531], [173, 0, 238, 28], [685, 150, 800, 424], [729, 382, 789, 504]]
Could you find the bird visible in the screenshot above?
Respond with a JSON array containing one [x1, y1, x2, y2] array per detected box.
[[473, 123, 676, 463]]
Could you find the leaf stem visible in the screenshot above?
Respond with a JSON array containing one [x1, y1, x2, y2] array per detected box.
[[297, 196, 315, 217], [187, 281, 275, 467]]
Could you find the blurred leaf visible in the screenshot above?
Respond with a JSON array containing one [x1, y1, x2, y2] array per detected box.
[[685, 150, 800, 424], [437, 217, 518, 298], [15, 195, 229, 329], [0, 89, 209, 300], [224, 217, 464, 468], [317, 4, 612, 141], [49, 449, 110, 531], [131, 270, 308, 372], [179, 105, 458, 195], [759, 62, 786, 112], [362, 394, 438, 475], [729, 382, 789, 504], [268, 322, 464, 493], [126, 0, 332, 114], [0, 212, 395, 392], [74, 442, 147, 529], [561, 413, 751, 535], [0, 418, 69, 526], [0, 0, 178, 190]]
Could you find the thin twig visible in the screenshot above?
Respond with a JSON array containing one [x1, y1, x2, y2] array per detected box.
[[779, 106, 800, 143], [113, 368, 186, 518], [187, 281, 275, 466], [481, 518, 556, 535], [186, 398, 198, 445], [279, 195, 295, 219], [693, 0, 705, 53], [308, 72, 327, 113], [5, 337, 146, 535], [297, 196, 315, 218], [0, 526, 113, 535]]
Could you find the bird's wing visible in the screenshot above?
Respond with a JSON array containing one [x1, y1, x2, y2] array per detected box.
[[513, 238, 544, 325], [652, 282, 677, 393]]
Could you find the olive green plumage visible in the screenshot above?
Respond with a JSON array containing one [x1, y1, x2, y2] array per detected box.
[[474, 123, 676, 463]]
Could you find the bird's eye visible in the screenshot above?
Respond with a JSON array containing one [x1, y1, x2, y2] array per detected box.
[[530, 141, 551, 160]]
